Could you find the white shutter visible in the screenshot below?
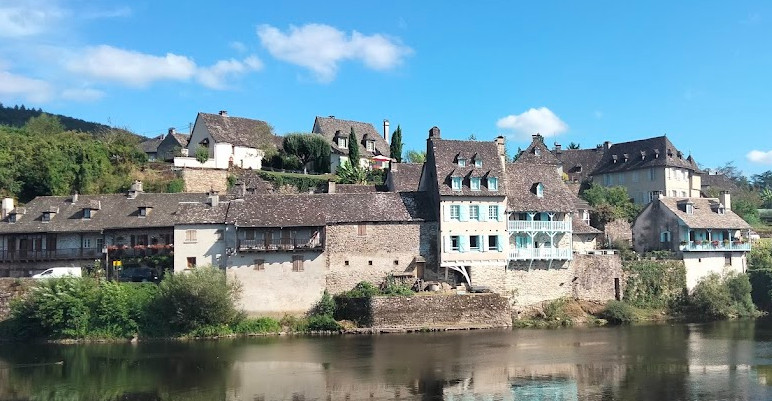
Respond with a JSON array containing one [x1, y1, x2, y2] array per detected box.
[[443, 235, 449, 253], [459, 235, 467, 253], [498, 205, 504, 222], [479, 235, 485, 252], [480, 204, 488, 221], [459, 205, 468, 222], [443, 204, 450, 222]]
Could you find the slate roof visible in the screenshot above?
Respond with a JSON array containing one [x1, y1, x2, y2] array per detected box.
[[139, 136, 163, 153], [312, 116, 390, 158], [197, 112, 272, 148], [515, 135, 562, 166], [592, 136, 700, 175], [175, 201, 230, 225], [169, 133, 190, 148], [701, 173, 742, 195], [387, 163, 424, 192], [428, 138, 505, 197], [335, 184, 379, 194], [554, 147, 606, 182], [505, 162, 577, 213], [1, 192, 208, 234], [226, 192, 434, 227], [573, 215, 602, 235], [658, 197, 750, 230], [229, 170, 274, 196]]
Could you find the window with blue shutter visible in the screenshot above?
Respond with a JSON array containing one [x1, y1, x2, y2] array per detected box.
[[459, 235, 468, 252], [451, 176, 462, 191], [497, 205, 504, 221], [497, 235, 504, 252], [469, 205, 479, 220], [459, 205, 469, 221], [450, 205, 460, 220]]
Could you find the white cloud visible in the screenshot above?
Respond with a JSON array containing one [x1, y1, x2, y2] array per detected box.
[[0, 70, 53, 102], [0, 3, 65, 38], [747, 149, 772, 164], [67, 45, 197, 87], [496, 107, 569, 140], [257, 23, 412, 82], [196, 56, 263, 90], [61, 87, 105, 101], [229, 41, 247, 53]]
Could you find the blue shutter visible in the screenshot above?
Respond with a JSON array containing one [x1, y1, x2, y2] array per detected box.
[[459, 235, 467, 253], [479, 235, 484, 252], [480, 204, 488, 221], [497, 205, 504, 222], [497, 235, 504, 252], [459, 205, 469, 222]]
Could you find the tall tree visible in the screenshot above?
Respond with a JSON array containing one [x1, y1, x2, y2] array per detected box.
[[347, 127, 360, 166], [282, 133, 331, 174], [390, 125, 403, 163], [23, 113, 65, 136], [405, 150, 426, 164], [568, 142, 580, 149]]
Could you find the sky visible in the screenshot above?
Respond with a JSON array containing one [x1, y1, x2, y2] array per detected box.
[[1, 1, 772, 176]]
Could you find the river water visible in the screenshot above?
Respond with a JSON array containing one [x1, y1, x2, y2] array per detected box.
[[1, 319, 772, 400]]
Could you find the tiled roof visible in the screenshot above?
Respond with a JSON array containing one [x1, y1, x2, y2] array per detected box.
[[169, 133, 190, 147], [312, 116, 390, 158], [335, 184, 379, 193], [197, 112, 272, 148], [139, 136, 163, 153], [175, 201, 230, 224], [701, 173, 742, 195], [515, 135, 562, 165], [554, 147, 606, 182], [573, 215, 601, 234], [1, 192, 208, 234], [226, 192, 434, 227], [428, 138, 506, 197], [229, 170, 274, 196], [592, 136, 701, 175], [505, 162, 577, 213], [387, 163, 424, 192], [658, 197, 750, 229]]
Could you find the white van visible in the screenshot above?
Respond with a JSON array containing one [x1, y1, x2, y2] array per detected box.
[[32, 267, 82, 279]]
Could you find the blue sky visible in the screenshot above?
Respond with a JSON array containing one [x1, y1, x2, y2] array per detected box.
[[1, 1, 772, 176]]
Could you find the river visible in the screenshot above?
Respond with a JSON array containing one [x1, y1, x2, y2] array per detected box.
[[1, 319, 772, 400]]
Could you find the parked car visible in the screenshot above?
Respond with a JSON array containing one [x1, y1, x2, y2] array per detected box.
[[32, 267, 82, 279], [118, 267, 159, 283]]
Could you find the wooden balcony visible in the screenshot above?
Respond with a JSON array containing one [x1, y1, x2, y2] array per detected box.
[[238, 237, 322, 252], [0, 248, 102, 262], [508, 248, 573, 261], [680, 241, 751, 252], [508, 220, 572, 233]]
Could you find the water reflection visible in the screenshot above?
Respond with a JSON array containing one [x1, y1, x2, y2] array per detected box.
[[0, 320, 771, 400]]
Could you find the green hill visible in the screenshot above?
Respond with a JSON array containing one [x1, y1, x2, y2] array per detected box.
[[0, 103, 129, 135]]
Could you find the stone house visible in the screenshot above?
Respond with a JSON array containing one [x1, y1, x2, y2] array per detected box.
[[632, 192, 751, 290], [175, 111, 267, 170], [0, 182, 207, 277], [155, 128, 189, 162], [386, 163, 424, 192], [138, 136, 163, 161], [311, 116, 391, 173]]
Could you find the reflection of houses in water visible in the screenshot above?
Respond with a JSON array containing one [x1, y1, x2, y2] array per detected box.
[[511, 376, 578, 400]]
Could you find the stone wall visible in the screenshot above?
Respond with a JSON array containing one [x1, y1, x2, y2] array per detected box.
[[605, 219, 632, 246], [572, 253, 624, 301], [0, 278, 33, 320], [181, 168, 228, 193], [368, 294, 511, 329], [325, 222, 437, 294]]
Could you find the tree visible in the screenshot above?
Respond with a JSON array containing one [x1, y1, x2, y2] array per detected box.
[[23, 113, 65, 136], [512, 147, 523, 162], [348, 127, 360, 165], [752, 170, 772, 190], [405, 150, 426, 164], [195, 146, 209, 164], [568, 142, 580, 149], [337, 160, 368, 184], [580, 183, 642, 225], [762, 188, 772, 209], [467, 134, 477, 140], [282, 133, 331, 174], [389, 125, 403, 163], [715, 161, 750, 188]]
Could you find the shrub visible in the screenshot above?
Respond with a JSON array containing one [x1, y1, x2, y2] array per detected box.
[[340, 281, 381, 298], [233, 317, 281, 334], [279, 315, 308, 332], [690, 272, 758, 319], [543, 298, 573, 327], [195, 146, 209, 163], [600, 301, 637, 324], [623, 260, 686, 308], [10, 277, 98, 339], [313, 290, 336, 317], [306, 315, 341, 331], [166, 179, 184, 193], [381, 275, 414, 296]]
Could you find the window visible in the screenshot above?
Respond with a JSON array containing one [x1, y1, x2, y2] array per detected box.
[[718, 206, 725, 215], [474, 159, 482, 168], [469, 205, 479, 220], [185, 229, 197, 243], [470, 177, 481, 191], [450, 235, 460, 252], [357, 224, 367, 236], [9, 214, 16, 223], [470, 235, 480, 251], [83, 208, 92, 219], [338, 138, 348, 149], [451, 176, 462, 191], [186, 257, 196, 269], [96, 238, 104, 251], [292, 255, 304, 272], [450, 205, 461, 220], [488, 205, 499, 220], [488, 177, 498, 191], [650, 191, 661, 202], [368, 260, 373, 266], [536, 183, 544, 198], [215, 230, 224, 241], [83, 238, 92, 248], [660, 231, 670, 243], [457, 158, 466, 167], [366, 141, 374, 152], [139, 207, 148, 217], [671, 190, 677, 197], [42, 212, 53, 222], [534, 148, 541, 156], [254, 259, 265, 271], [488, 235, 498, 251], [649, 168, 655, 181], [725, 253, 732, 266]]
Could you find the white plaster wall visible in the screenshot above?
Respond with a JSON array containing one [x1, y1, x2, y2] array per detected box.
[[173, 224, 227, 272], [683, 252, 747, 291], [664, 167, 698, 198], [174, 157, 219, 169], [213, 143, 232, 169], [233, 146, 263, 169], [226, 251, 326, 316], [439, 196, 507, 265]]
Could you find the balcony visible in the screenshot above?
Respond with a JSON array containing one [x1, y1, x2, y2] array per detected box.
[[680, 241, 751, 252], [238, 237, 322, 252], [508, 220, 572, 232], [508, 248, 573, 260], [0, 248, 102, 262]]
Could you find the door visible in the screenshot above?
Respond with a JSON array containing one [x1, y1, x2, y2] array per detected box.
[[19, 238, 29, 258]]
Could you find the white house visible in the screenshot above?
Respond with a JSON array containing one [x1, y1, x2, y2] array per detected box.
[[175, 111, 266, 170]]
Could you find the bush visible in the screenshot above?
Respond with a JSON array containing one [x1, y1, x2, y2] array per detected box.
[[542, 298, 573, 327], [623, 260, 686, 308], [313, 290, 336, 317], [279, 315, 308, 332], [166, 179, 184, 193], [10, 277, 98, 339], [600, 301, 637, 324], [381, 275, 414, 296], [690, 273, 757, 320], [195, 146, 209, 163], [340, 281, 381, 298], [306, 315, 341, 331], [233, 317, 281, 334]]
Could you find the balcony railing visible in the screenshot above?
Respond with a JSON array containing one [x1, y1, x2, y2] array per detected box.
[[508, 220, 572, 232], [0, 248, 102, 262], [681, 241, 751, 252], [238, 237, 322, 252], [508, 248, 573, 260]]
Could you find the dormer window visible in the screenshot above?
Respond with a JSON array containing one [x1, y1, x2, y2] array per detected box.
[[686, 204, 694, 215], [83, 208, 92, 219], [470, 177, 481, 191], [474, 158, 482, 168], [451, 176, 462, 191], [338, 138, 348, 149], [138, 206, 152, 217], [534, 148, 541, 156], [366, 141, 375, 152], [9, 214, 17, 223], [718, 205, 725, 215], [457, 157, 466, 167], [488, 177, 499, 191], [534, 182, 544, 198], [612, 155, 618, 163], [42, 212, 53, 222]]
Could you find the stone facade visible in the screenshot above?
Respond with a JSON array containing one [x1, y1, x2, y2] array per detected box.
[[369, 294, 512, 329], [181, 168, 228, 193], [326, 222, 437, 294], [0, 278, 33, 319], [604, 219, 632, 246]]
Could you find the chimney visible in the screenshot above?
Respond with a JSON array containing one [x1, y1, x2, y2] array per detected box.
[[168, 127, 176, 136], [235, 182, 246, 198], [719, 191, 731, 211], [219, 110, 228, 117], [554, 143, 562, 153], [383, 119, 390, 142], [429, 126, 441, 139], [328, 115, 335, 118], [328, 181, 336, 194], [208, 191, 219, 207], [72, 192, 78, 203], [494, 136, 506, 167], [1, 198, 13, 219], [127, 180, 143, 199], [604, 141, 612, 150]]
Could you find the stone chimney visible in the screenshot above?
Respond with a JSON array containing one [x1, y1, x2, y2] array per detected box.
[[719, 191, 731, 211], [383, 119, 390, 143], [604, 141, 612, 150], [72, 192, 78, 203], [168, 127, 176, 137], [328, 181, 337, 194], [235, 182, 246, 198], [127, 180, 143, 199], [1, 198, 13, 219], [219, 110, 228, 117], [429, 126, 441, 139], [554, 143, 562, 153], [208, 191, 219, 207], [494, 136, 506, 167]]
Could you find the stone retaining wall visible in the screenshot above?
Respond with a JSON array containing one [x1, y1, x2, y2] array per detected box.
[[369, 294, 512, 329], [181, 168, 228, 193], [0, 278, 33, 320]]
